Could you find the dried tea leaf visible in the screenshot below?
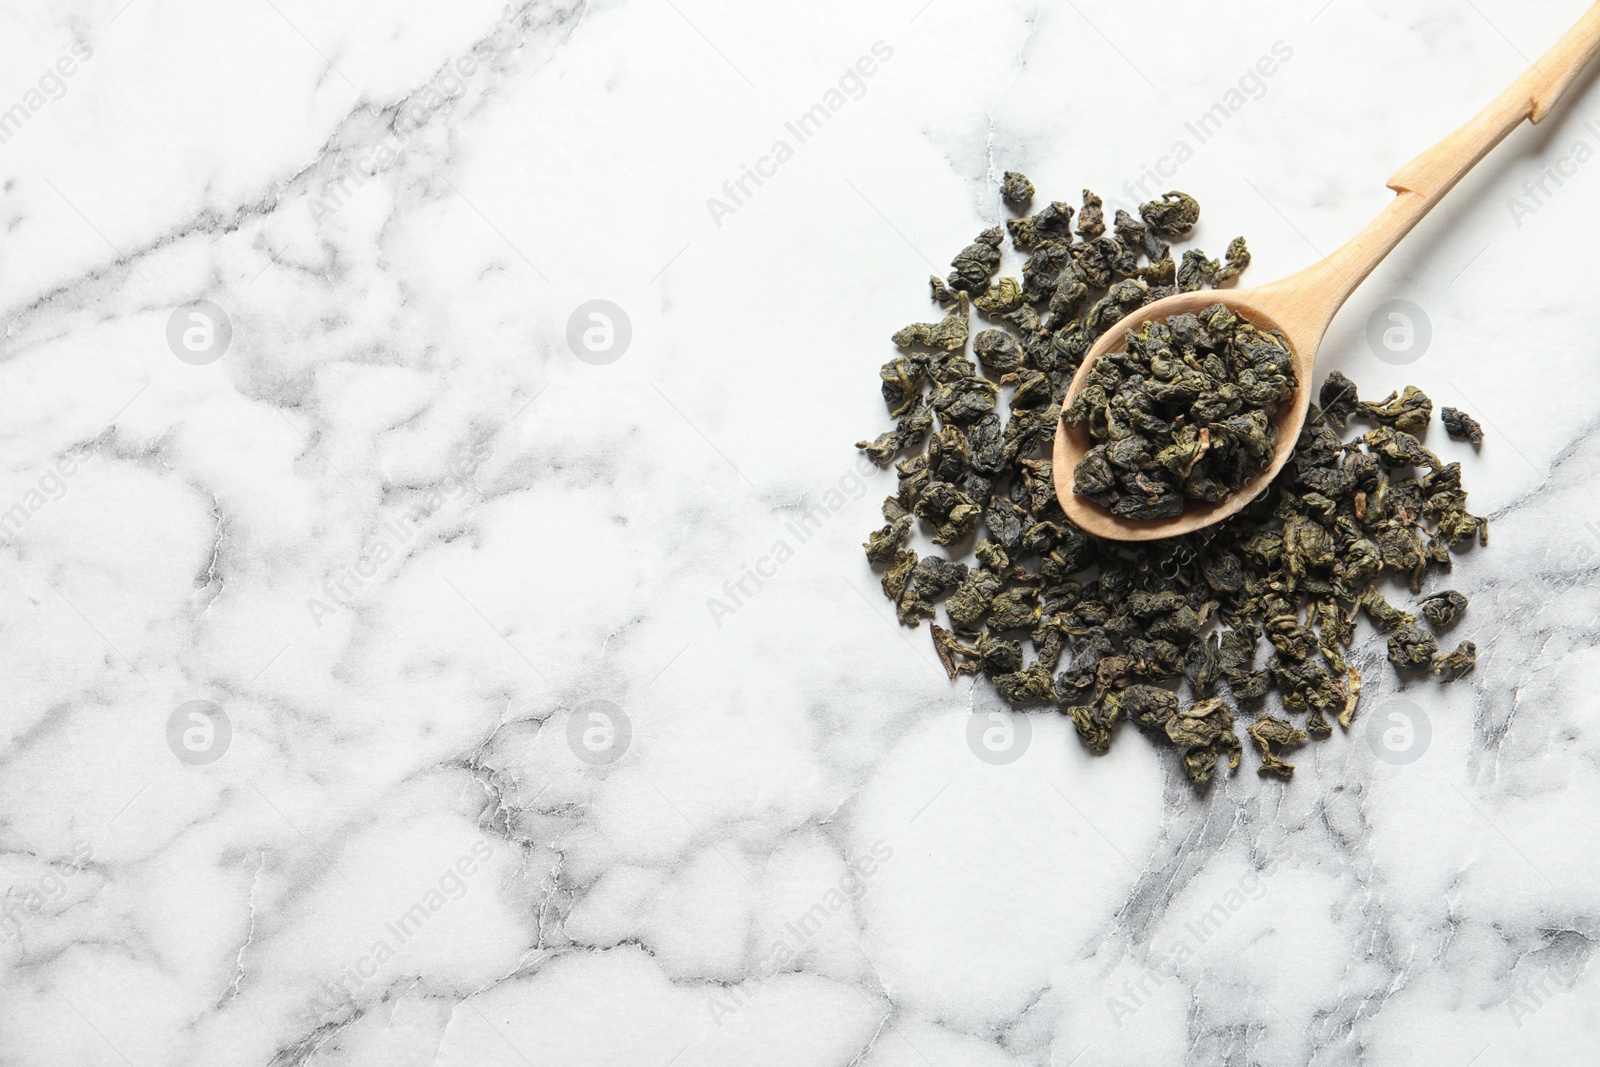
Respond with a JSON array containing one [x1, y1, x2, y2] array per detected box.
[[973, 328, 1024, 373], [1067, 702, 1120, 753], [948, 228, 1004, 295], [1432, 640, 1477, 680], [1249, 715, 1308, 777], [996, 663, 1054, 704], [1386, 622, 1439, 668], [1001, 171, 1035, 208], [1077, 189, 1106, 239], [930, 623, 966, 680], [1139, 191, 1200, 236], [893, 292, 971, 351], [1440, 406, 1484, 445], [863, 516, 913, 564], [1417, 589, 1467, 628], [974, 277, 1024, 314], [1358, 386, 1434, 436], [1319, 370, 1360, 428], [1166, 698, 1239, 785]]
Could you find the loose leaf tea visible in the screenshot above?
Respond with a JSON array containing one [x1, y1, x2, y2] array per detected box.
[[1249, 716, 1309, 779], [856, 176, 1486, 785], [1001, 170, 1035, 208], [1358, 386, 1433, 436], [1063, 306, 1297, 519], [1432, 640, 1477, 680], [1440, 406, 1484, 445], [1417, 590, 1467, 628]]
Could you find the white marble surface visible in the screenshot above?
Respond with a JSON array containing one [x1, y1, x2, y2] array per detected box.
[[1, 0, 1598, 1064]]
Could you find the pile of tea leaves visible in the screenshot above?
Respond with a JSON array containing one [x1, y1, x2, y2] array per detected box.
[[857, 175, 1485, 785], [1064, 305, 1296, 519]]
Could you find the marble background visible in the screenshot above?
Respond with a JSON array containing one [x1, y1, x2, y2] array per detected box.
[[1, 0, 1597, 1063]]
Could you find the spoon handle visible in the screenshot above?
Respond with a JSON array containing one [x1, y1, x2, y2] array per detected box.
[[1255, 1, 1600, 341]]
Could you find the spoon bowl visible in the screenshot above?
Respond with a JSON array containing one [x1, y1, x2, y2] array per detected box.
[[1053, 285, 1318, 541], [1052, 0, 1600, 541]]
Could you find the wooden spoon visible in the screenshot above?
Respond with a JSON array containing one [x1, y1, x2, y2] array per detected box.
[[1054, 2, 1600, 541]]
